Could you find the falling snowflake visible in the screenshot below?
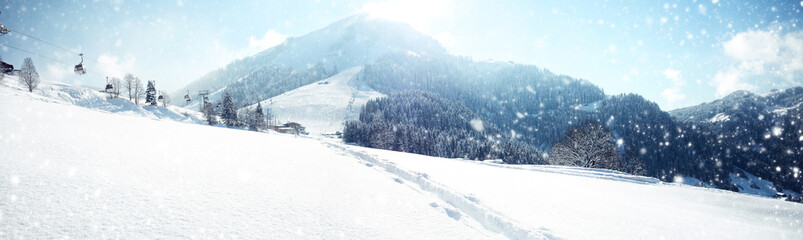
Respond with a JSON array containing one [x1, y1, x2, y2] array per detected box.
[[772, 126, 783, 137], [470, 118, 484, 132]]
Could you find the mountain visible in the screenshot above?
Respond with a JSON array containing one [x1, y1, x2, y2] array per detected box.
[[176, 13, 802, 196], [244, 66, 384, 134], [175, 13, 446, 109], [670, 87, 803, 193], [3, 84, 802, 239]]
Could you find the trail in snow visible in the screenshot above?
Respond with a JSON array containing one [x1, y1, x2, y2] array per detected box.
[[325, 142, 559, 240], [340, 145, 803, 240]]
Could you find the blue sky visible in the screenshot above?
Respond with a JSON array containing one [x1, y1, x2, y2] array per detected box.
[[1, 0, 801, 110]]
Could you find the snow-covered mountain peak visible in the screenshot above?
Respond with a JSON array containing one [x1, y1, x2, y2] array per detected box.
[[175, 14, 446, 100]]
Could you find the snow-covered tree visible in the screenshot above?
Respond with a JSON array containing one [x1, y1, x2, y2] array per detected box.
[[133, 77, 144, 105], [108, 77, 122, 99], [123, 73, 135, 101], [220, 92, 238, 126], [202, 101, 217, 125], [19, 57, 40, 92], [550, 121, 618, 169], [160, 91, 170, 107], [145, 80, 157, 106], [249, 102, 265, 131]]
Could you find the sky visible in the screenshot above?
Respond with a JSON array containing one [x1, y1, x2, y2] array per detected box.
[[0, 0, 801, 110]]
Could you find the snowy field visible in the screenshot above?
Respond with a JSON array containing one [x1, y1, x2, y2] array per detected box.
[[2, 81, 803, 239]]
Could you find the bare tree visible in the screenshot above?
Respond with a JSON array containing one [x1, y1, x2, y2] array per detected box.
[[19, 57, 40, 92], [159, 91, 170, 107], [549, 121, 618, 169], [107, 77, 123, 98], [133, 77, 144, 105], [265, 107, 276, 128], [123, 73, 135, 101], [0, 55, 5, 84]]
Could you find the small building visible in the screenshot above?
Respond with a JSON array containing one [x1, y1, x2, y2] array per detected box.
[[273, 122, 307, 135]]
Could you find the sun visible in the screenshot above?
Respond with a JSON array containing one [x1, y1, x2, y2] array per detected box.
[[360, 0, 452, 32]]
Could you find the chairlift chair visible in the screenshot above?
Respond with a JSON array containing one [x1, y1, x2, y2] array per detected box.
[[74, 53, 86, 75], [0, 11, 10, 35], [184, 90, 191, 102], [158, 95, 164, 100], [103, 76, 114, 92], [0, 61, 13, 73]]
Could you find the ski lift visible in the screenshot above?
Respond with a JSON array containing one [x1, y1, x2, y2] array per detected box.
[[184, 90, 191, 102], [158, 95, 164, 100], [104, 77, 114, 92], [0, 11, 10, 35], [0, 61, 13, 73], [74, 53, 86, 75]]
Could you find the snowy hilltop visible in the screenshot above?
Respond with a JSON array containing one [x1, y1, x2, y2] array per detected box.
[[175, 13, 445, 110]]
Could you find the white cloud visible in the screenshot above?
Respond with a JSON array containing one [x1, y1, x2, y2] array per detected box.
[[723, 30, 780, 62], [248, 30, 287, 54], [662, 68, 682, 85], [661, 88, 686, 103], [661, 68, 685, 103], [434, 32, 456, 48], [712, 68, 758, 96], [712, 29, 803, 96], [360, 0, 453, 32], [96, 53, 136, 79], [42, 63, 72, 83]]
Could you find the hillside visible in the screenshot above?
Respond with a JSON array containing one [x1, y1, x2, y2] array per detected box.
[[175, 14, 802, 196], [246, 66, 384, 134], [3, 79, 803, 239], [174, 13, 446, 106]]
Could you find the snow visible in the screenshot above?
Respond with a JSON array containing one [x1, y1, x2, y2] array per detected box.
[[0, 85, 499, 239], [2, 81, 803, 239], [337, 146, 803, 240], [673, 175, 716, 188], [729, 169, 780, 197], [0, 76, 201, 123], [174, 13, 446, 101], [573, 100, 601, 112], [248, 66, 384, 134], [707, 112, 731, 122]]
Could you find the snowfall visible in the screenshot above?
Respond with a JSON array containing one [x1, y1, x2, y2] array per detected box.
[[1, 78, 803, 239]]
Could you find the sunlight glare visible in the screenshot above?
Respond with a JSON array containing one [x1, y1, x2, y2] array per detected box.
[[360, 0, 453, 31]]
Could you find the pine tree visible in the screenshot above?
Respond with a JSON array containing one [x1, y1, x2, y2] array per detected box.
[[202, 101, 217, 125], [19, 57, 40, 92], [220, 92, 238, 126], [250, 102, 265, 131], [145, 80, 157, 106]]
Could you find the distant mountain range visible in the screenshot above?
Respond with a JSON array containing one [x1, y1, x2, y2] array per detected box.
[[177, 14, 803, 195]]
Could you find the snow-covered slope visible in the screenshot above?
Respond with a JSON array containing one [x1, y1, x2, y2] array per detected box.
[[174, 13, 446, 101], [2, 87, 802, 239], [0, 75, 201, 123], [249, 66, 384, 134], [335, 145, 803, 239], [0, 86, 502, 239]]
